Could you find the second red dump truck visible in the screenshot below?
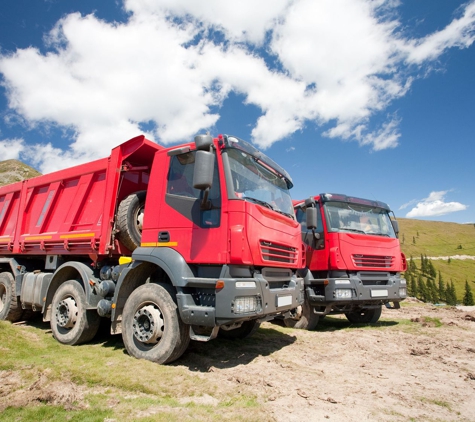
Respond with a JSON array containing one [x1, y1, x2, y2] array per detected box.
[[0, 133, 304, 363], [284, 193, 407, 329]]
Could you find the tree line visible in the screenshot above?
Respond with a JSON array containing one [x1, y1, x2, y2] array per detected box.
[[405, 254, 474, 306]]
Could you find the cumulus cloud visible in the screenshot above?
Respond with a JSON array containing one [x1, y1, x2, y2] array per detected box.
[[405, 191, 468, 218], [0, 138, 25, 160], [0, 0, 475, 171]]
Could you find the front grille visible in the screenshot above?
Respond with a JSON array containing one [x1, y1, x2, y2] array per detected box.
[[260, 241, 297, 264], [352, 254, 393, 268], [359, 271, 390, 286]]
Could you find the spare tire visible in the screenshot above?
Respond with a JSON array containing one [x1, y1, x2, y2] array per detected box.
[[116, 191, 146, 251]]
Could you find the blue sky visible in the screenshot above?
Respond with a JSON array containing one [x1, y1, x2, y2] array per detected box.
[[0, 0, 474, 223]]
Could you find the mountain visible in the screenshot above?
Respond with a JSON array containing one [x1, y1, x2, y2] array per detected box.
[[0, 159, 41, 186]]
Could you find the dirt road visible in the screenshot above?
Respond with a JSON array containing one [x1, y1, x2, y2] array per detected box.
[[179, 301, 475, 421]]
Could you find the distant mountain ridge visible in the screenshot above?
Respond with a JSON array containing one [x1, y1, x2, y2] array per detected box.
[[0, 159, 41, 186]]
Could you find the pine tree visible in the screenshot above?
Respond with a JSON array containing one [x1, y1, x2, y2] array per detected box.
[[446, 280, 457, 306], [417, 274, 427, 302], [406, 272, 412, 296], [411, 276, 418, 298], [430, 279, 439, 304], [420, 254, 426, 274], [409, 256, 417, 273], [438, 271, 445, 303], [428, 259, 436, 279], [463, 280, 474, 306]]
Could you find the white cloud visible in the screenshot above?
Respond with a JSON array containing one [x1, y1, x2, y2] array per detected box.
[[0, 0, 475, 171], [0, 138, 25, 160], [405, 190, 468, 218]]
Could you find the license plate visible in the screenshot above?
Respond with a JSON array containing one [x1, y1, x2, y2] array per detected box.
[[371, 289, 388, 298], [277, 295, 292, 307]]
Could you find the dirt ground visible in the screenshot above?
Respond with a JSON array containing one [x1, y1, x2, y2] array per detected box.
[[1, 301, 475, 421], [180, 300, 475, 421]]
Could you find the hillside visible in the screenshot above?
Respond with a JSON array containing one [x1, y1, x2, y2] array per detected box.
[[398, 218, 475, 301], [0, 159, 41, 186]]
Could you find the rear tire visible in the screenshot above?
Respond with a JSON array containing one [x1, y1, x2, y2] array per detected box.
[[219, 320, 260, 340], [116, 191, 146, 251], [0, 272, 23, 322], [283, 300, 320, 330], [345, 305, 382, 324], [50, 280, 101, 345], [122, 283, 190, 364]]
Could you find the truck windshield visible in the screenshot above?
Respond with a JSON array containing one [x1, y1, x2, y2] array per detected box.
[[226, 147, 294, 218], [323, 201, 396, 237]]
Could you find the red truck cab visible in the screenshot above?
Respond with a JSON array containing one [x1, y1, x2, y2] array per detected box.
[[285, 193, 407, 329]]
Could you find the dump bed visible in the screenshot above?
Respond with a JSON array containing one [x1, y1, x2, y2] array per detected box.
[[0, 135, 161, 257]]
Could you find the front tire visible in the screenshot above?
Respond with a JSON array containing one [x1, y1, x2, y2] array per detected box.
[[50, 280, 100, 345], [122, 283, 190, 364], [0, 272, 23, 322], [345, 305, 382, 324], [283, 300, 320, 330]]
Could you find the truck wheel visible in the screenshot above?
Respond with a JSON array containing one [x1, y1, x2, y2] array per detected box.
[[345, 305, 382, 324], [50, 280, 101, 345], [116, 191, 146, 251], [0, 272, 23, 322], [283, 301, 320, 330], [122, 283, 190, 364], [219, 320, 260, 340]]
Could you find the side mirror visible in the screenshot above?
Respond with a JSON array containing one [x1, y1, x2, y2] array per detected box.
[[306, 207, 317, 230], [391, 219, 399, 235], [193, 150, 214, 190], [194, 134, 213, 151]]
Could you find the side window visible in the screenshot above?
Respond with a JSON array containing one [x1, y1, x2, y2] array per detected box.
[[296, 206, 324, 249], [166, 152, 221, 228], [167, 152, 199, 198]]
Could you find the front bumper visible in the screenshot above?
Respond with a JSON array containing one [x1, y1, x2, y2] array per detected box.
[[176, 273, 304, 326], [305, 272, 406, 315]]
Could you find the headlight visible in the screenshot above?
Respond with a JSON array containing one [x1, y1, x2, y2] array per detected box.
[[335, 289, 352, 299], [399, 287, 407, 297], [233, 296, 261, 314]]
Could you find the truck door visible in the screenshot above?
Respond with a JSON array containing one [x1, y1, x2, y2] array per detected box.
[[161, 151, 226, 263], [295, 205, 326, 270]]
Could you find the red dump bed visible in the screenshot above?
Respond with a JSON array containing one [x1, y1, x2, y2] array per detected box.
[[0, 135, 161, 257]]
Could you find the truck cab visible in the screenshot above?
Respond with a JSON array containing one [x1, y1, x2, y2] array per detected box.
[[285, 193, 407, 329]]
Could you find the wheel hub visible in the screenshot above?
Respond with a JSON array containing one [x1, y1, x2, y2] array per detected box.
[[136, 207, 144, 232], [55, 297, 78, 328], [133, 305, 163, 344], [0, 286, 5, 313]]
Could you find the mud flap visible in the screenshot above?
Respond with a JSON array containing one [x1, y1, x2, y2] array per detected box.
[[384, 301, 401, 309]]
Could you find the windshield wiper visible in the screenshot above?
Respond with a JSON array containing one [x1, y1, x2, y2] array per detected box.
[[243, 196, 274, 210], [366, 232, 391, 237], [243, 196, 294, 219], [339, 227, 366, 234]]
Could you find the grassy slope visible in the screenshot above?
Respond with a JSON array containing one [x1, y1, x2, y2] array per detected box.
[[398, 218, 475, 300], [0, 159, 41, 186]]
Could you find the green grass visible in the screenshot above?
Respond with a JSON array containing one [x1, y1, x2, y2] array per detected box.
[[398, 218, 475, 301], [0, 320, 266, 422], [399, 218, 475, 257]]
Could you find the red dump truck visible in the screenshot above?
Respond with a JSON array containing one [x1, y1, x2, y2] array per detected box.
[[0, 134, 304, 363], [283, 193, 407, 329]]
